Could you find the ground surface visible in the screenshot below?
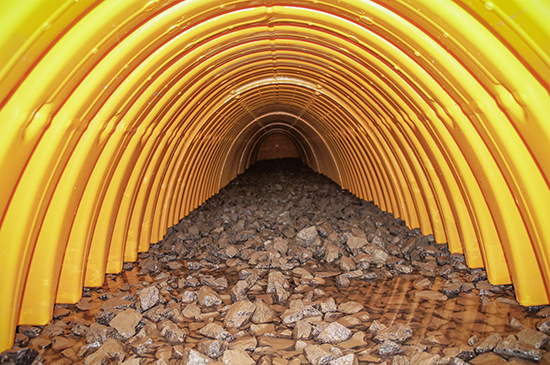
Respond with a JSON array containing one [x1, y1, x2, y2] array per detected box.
[[3, 159, 550, 365]]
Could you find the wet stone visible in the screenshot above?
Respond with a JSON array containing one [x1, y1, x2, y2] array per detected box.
[[139, 285, 160, 312], [252, 298, 276, 323], [197, 338, 228, 359], [414, 290, 448, 301], [199, 322, 234, 342], [516, 327, 549, 348], [493, 336, 542, 362], [182, 348, 214, 364], [379, 339, 404, 356], [374, 324, 412, 343]]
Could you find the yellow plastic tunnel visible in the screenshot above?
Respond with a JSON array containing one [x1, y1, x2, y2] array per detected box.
[[1, 0, 549, 352]]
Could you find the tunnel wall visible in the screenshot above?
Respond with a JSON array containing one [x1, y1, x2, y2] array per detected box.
[[0, 0, 549, 351]]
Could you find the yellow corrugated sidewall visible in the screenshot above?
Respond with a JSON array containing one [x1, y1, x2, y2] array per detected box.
[[0, 0, 549, 351]]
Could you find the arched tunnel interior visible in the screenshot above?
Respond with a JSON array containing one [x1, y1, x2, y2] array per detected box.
[[1, 0, 550, 361]]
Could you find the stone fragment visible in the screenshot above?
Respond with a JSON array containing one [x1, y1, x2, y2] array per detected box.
[[294, 319, 313, 340], [337, 301, 364, 314], [0, 348, 42, 365], [317, 322, 352, 344], [338, 256, 356, 271], [304, 344, 338, 365], [516, 327, 549, 348], [102, 297, 134, 311], [329, 354, 358, 365], [252, 298, 276, 323], [230, 336, 258, 352], [537, 318, 550, 334], [182, 304, 201, 319], [198, 285, 223, 307], [199, 322, 234, 342], [109, 308, 143, 339], [469, 352, 507, 365], [474, 333, 501, 354], [222, 349, 255, 365], [51, 336, 75, 352], [346, 236, 368, 255], [198, 338, 228, 359], [225, 300, 256, 328], [441, 281, 463, 297], [443, 344, 475, 361], [86, 323, 115, 345], [181, 290, 198, 303], [84, 338, 126, 365], [368, 320, 387, 336], [374, 324, 412, 343], [230, 280, 250, 302], [297, 226, 319, 245], [378, 340, 404, 356], [336, 274, 350, 288], [325, 244, 340, 263], [409, 352, 440, 365], [160, 321, 186, 344], [493, 337, 542, 362], [414, 290, 448, 301], [182, 348, 214, 364]]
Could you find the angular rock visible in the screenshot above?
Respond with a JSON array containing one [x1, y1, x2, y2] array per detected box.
[[304, 344, 338, 365], [182, 348, 214, 364], [297, 226, 319, 245], [374, 324, 412, 343], [329, 354, 357, 365], [516, 327, 549, 348], [378, 340, 404, 356], [294, 319, 313, 340], [317, 322, 352, 344], [109, 308, 142, 339], [252, 298, 276, 323], [87, 322, 115, 345], [337, 301, 364, 314], [414, 290, 448, 301], [222, 349, 255, 365], [160, 320, 186, 344], [346, 236, 368, 256], [198, 285, 222, 307], [199, 322, 234, 342], [198, 338, 228, 359], [84, 338, 126, 365], [474, 333, 501, 353], [493, 337, 542, 362], [225, 300, 256, 328]]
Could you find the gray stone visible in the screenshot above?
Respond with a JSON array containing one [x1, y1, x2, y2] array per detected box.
[[198, 285, 222, 307], [109, 308, 143, 339], [378, 340, 404, 356], [224, 300, 256, 328], [317, 322, 352, 344], [180, 290, 198, 303]]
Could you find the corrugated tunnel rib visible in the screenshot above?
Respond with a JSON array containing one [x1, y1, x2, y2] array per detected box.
[[0, 0, 549, 351]]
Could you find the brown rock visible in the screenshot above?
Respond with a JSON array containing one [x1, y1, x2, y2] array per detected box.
[[317, 322, 352, 344], [224, 300, 256, 328], [222, 349, 255, 365], [109, 308, 142, 339], [198, 286, 222, 307], [252, 298, 276, 323]]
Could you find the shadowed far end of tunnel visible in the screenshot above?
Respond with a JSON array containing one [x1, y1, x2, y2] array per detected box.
[[0, 0, 549, 352]]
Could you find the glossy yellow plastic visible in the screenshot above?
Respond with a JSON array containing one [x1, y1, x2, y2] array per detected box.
[[1, 0, 549, 352]]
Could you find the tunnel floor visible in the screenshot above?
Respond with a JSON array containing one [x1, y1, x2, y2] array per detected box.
[[4, 159, 550, 364]]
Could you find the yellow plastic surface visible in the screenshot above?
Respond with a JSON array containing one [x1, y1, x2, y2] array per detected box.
[[0, 0, 549, 351]]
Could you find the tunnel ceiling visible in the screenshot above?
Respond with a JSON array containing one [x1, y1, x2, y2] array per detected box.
[[0, 0, 549, 351]]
